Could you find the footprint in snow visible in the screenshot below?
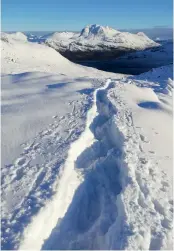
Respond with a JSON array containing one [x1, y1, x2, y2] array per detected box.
[[24, 142, 39, 152], [162, 171, 167, 176], [140, 134, 149, 143], [52, 115, 58, 119], [161, 218, 172, 229], [153, 199, 166, 216], [15, 167, 25, 180], [149, 168, 156, 179], [41, 129, 52, 137], [140, 157, 148, 164], [32, 143, 40, 150], [139, 144, 143, 152], [5, 164, 14, 169], [149, 151, 155, 154], [161, 181, 169, 188], [20, 142, 26, 147], [168, 199, 173, 205], [14, 157, 28, 167]]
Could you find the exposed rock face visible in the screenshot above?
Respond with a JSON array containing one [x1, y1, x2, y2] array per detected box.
[[45, 24, 160, 61]]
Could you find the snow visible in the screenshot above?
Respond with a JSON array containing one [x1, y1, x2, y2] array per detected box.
[[45, 24, 159, 54], [1, 32, 28, 42], [1, 33, 173, 250], [80, 24, 119, 39], [1, 33, 123, 249], [117, 40, 173, 68], [114, 67, 173, 249], [1, 33, 121, 78], [19, 65, 173, 250], [19, 79, 113, 250], [45, 31, 79, 41]]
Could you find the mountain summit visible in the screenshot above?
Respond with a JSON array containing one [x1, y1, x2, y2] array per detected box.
[[80, 24, 119, 39]]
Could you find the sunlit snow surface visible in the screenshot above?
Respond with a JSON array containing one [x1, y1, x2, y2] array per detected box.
[[45, 24, 159, 53], [1, 33, 173, 250]]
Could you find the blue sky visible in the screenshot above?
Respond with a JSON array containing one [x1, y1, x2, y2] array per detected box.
[[2, 0, 173, 31]]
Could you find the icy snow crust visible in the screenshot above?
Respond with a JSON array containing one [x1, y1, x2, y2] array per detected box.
[[1, 34, 173, 250]]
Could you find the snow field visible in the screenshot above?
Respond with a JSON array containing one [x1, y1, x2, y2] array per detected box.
[[19, 72, 173, 250], [1, 32, 173, 250]]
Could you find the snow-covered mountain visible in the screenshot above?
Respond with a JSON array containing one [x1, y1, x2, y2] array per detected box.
[[45, 31, 79, 41], [1, 32, 28, 42], [116, 39, 173, 63], [108, 39, 173, 74], [45, 24, 159, 60], [1, 32, 118, 78], [80, 24, 119, 39], [1, 31, 79, 75]]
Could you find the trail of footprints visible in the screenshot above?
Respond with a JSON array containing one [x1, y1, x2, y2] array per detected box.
[[110, 85, 173, 250], [136, 127, 173, 248], [1, 95, 93, 249], [3, 100, 80, 187]]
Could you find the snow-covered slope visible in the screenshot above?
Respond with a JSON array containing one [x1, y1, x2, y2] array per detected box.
[[18, 65, 173, 250], [1, 32, 82, 75], [1, 32, 173, 250], [80, 24, 119, 39], [45, 31, 79, 41], [1, 32, 120, 78], [79, 25, 157, 47], [115, 39, 173, 68], [45, 24, 159, 60], [1, 33, 124, 249], [1, 32, 123, 170], [1, 32, 28, 42]]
